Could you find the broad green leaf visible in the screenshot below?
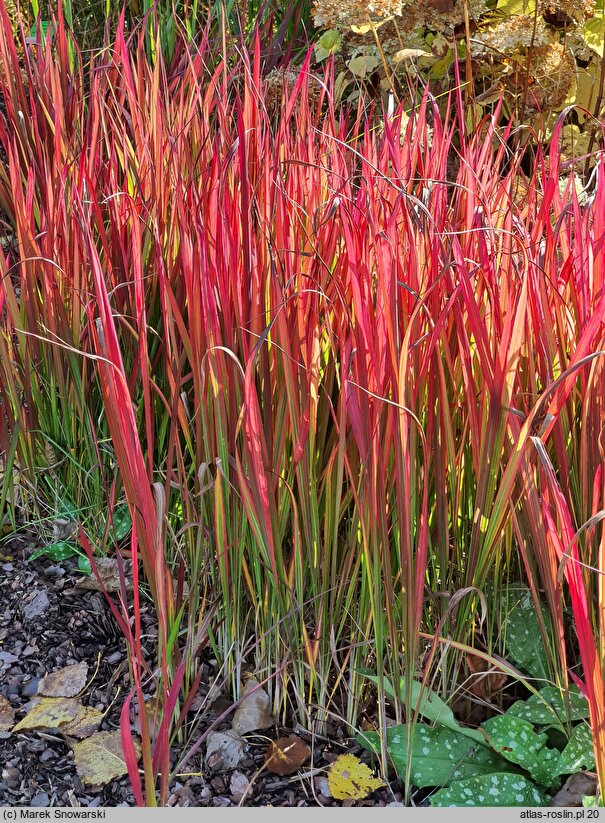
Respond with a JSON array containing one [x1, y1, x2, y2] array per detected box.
[[347, 55, 381, 78], [507, 686, 589, 726], [482, 715, 560, 787], [318, 30, 341, 53], [582, 13, 605, 57], [500, 585, 551, 679], [109, 504, 132, 542], [77, 554, 92, 575], [359, 672, 485, 746], [430, 772, 547, 806], [496, 0, 536, 14], [29, 540, 81, 563], [557, 723, 595, 775], [358, 724, 510, 788]]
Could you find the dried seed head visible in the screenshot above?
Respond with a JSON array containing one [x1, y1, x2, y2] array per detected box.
[[527, 43, 576, 110], [473, 15, 552, 54], [312, 0, 404, 29], [264, 68, 323, 112]]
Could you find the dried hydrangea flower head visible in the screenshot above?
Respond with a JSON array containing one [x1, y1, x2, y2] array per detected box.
[[525, 43, 576, 110], [312, 0, 404, 29], [264, 67, 324, 112], [472, 15, 552, 55], [401, 0, 488, 31]]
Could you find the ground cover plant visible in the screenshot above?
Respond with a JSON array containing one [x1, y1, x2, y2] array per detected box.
[[1, 4, 605, 806]]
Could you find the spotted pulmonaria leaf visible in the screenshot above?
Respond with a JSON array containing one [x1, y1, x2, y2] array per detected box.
[[38, 661, 88, 698], [507, 685, 589, 726], [481, 715, 559, 787], [73, 730, 141, 787], [0, 695, 15, 731], [500, 585, 551, 679], [327, 753, 384, 800], [430, 772, 547, 806], [358, 724, 508, 788], [265, 735, 311, 775], [557, 723, 595, 775], [13, 697, 80, 731]]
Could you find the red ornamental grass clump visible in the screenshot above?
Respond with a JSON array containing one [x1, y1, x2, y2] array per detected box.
[[1, 10, 605, 802]]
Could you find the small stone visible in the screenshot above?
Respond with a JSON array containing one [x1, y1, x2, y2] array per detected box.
[[229, 770, 251, 801], [39, 748, 56, 763], [0, 651, 18, 668], [23, 590, 50, 621], [22, 677, 40, 697], [106, 652, 122, 664], [205, 730, 246, 772], [31, 793, 50, 807], [314, 776, 332, 797]]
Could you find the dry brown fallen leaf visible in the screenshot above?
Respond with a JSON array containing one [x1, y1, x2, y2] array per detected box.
[[231, 677, 274, 735], [76, 557, 132, 593], [551, 772, 598, 806], [0, 695, 15, 731], [38, 661, 89, 698], [265, 735, 311, 775], [13, 697, 81, 732], [73, 730, 141, 787], [466, 652, 508, 700]]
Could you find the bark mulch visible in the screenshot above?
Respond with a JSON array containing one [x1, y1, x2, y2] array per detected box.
[[0, 530, 404, 808]]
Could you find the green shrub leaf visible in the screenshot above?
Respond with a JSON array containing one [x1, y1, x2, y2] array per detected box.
[[358, 723, 511, 788], [482, 715, 560, 787], [557, 723, 595, 775], [429, 772, 547, 806]]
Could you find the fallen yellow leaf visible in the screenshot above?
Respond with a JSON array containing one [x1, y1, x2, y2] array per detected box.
[[13, 697, 80, 731], [61, 705, 104, 739], [327, 753, 385, 801], [73, 730, 141, 787]]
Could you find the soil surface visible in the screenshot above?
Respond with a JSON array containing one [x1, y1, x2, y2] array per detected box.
[[0, 530, 404, 807]]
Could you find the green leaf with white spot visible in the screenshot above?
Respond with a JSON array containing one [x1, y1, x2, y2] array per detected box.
[[358, 724, 512, 788], [358, 673, 485, 746], [500, 585, 551, 679], [429, 772, 547, 807], [507, 686, 589, 727], [29, 540, 81, 563], [557, 723, 595, 775], [109, 504, 132, 542], [482, 715, 560, 787]]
